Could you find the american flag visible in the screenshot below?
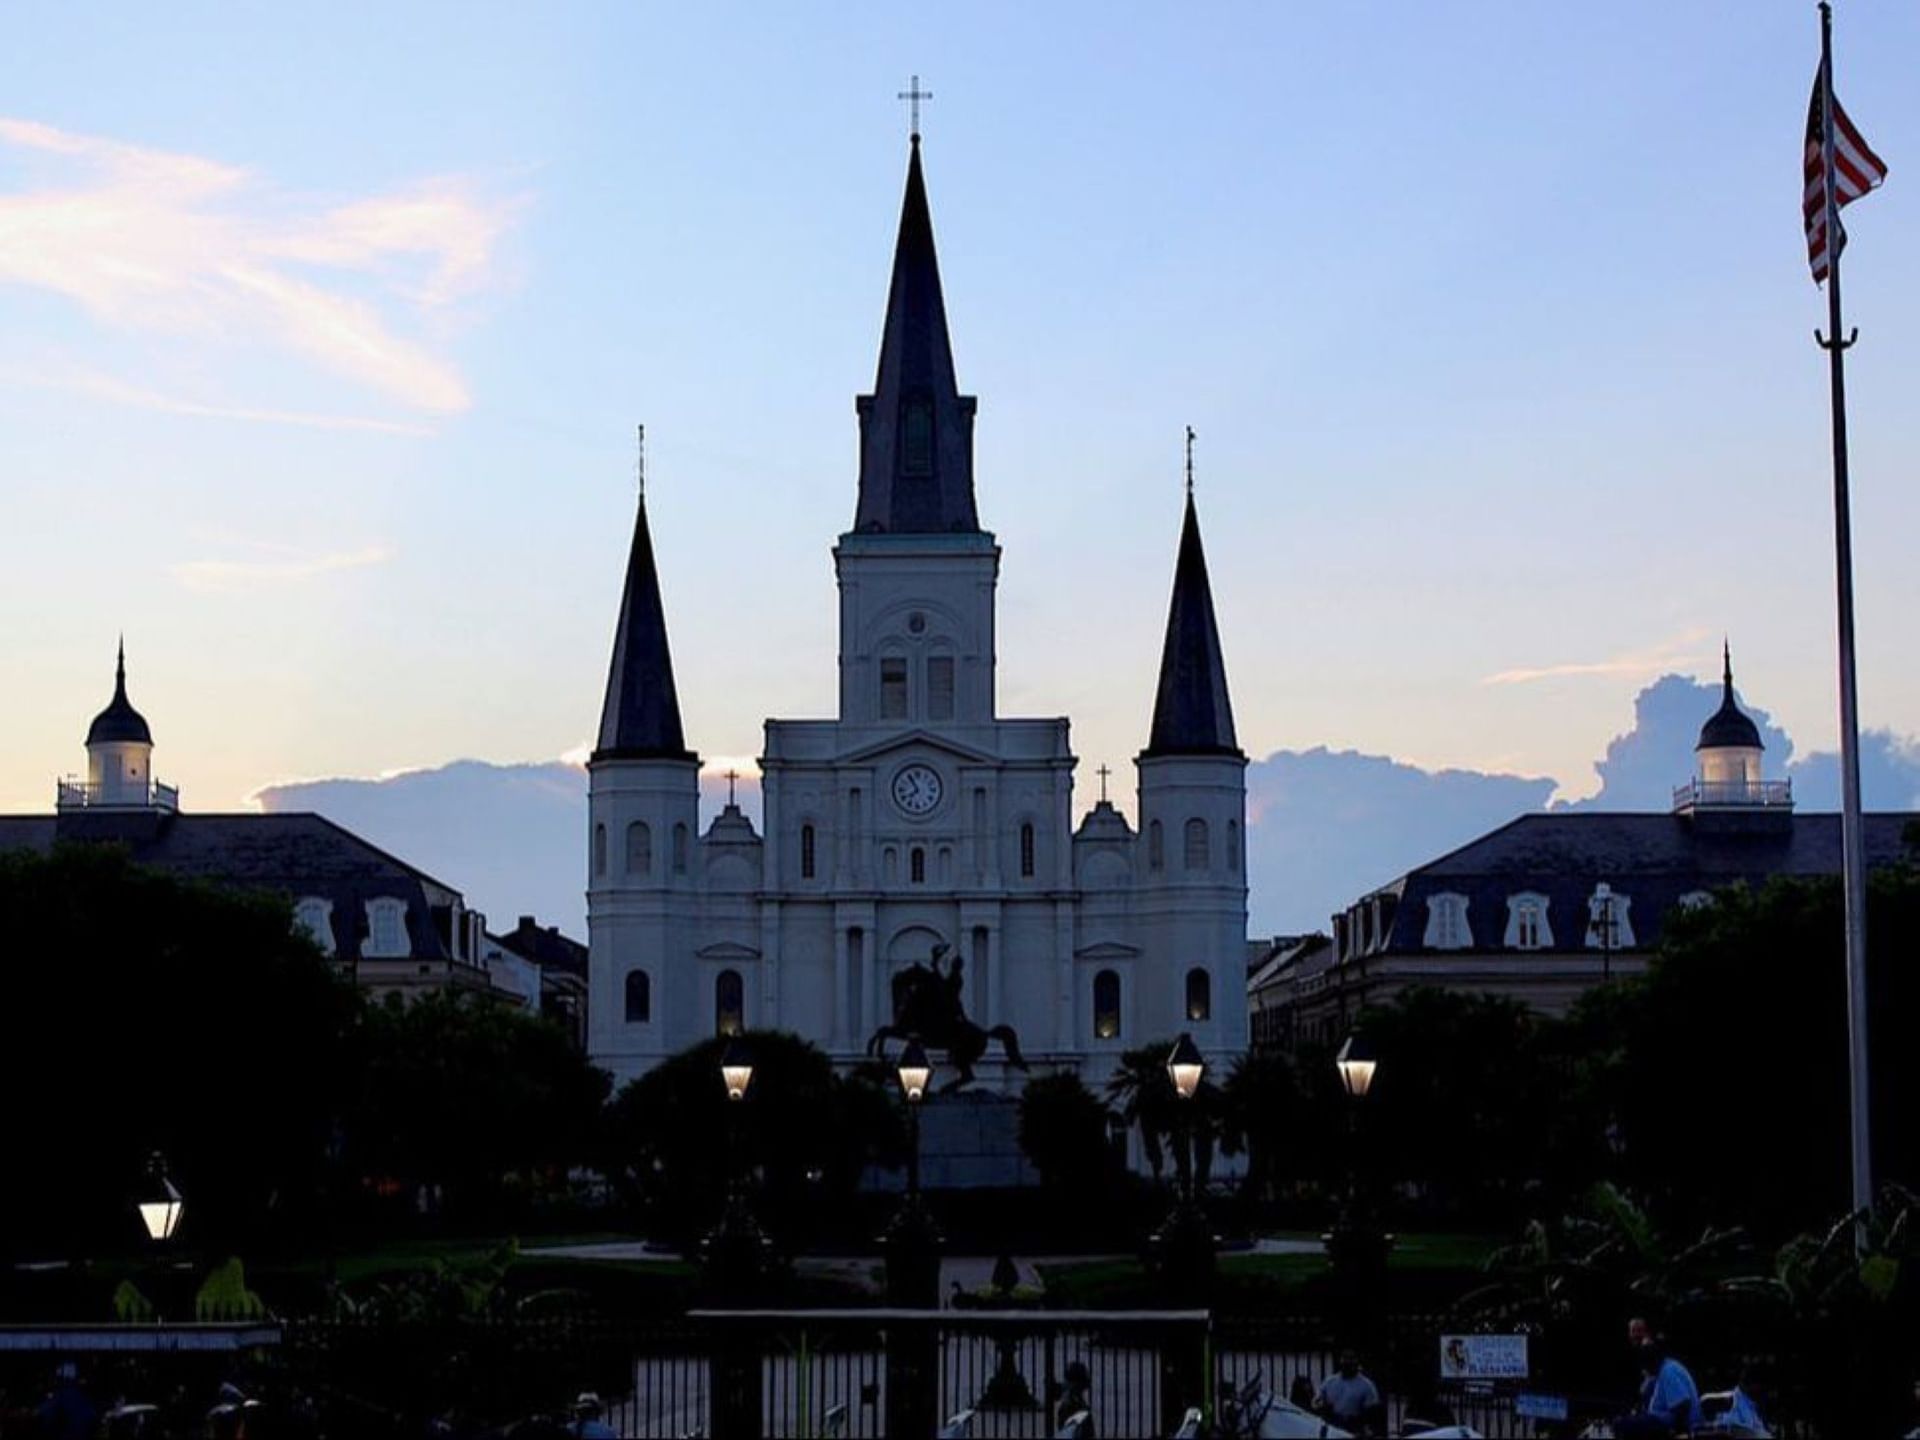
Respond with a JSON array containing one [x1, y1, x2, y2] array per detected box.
[[1804, 66, 1888, 284]]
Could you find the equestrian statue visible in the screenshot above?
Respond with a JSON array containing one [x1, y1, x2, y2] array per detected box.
[[867, 942, 1027, 1092]]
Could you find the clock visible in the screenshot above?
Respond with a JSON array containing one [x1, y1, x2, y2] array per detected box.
[[891, 763, 944, 816]]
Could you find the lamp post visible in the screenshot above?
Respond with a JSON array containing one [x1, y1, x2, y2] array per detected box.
[[1329, 1032, 1390, 1350], [884, 1037, 941, 1440], [1155, 1035, 1212, 1431], [1165, 1032, 1205, 1203], [703, 1037, 765, 1298]]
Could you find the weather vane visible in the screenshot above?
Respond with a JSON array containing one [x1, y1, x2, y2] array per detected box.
[[1185, 425, 1196, 495], [636, 423, 646, 500], [898, 74, 932, 138]]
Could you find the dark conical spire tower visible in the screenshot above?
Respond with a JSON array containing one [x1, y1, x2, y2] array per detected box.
[[1142, 493, 1240, 758], [1697, 638, 1763, 752], [87, 636, 153, 746], [593, 494, 694, 763], [853, 136, 980, 534]]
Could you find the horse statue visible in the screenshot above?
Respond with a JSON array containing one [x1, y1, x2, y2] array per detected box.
[[868, 942, 1027, 1092]]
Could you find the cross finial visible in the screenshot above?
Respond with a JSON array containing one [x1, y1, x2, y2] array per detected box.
[[1096, 763, 1112, 804], [898, 74, 932, 140], [635, 423, 645, 501], [726, 768, 738, 806], [1185, 426, 1196, 496]]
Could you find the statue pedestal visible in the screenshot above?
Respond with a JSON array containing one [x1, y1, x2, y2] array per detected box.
[[871, 1090, 1038, 1191]]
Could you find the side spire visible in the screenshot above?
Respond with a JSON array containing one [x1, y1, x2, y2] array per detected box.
[[852, 135, 980, 534], [593, 462, 694, 764], [1142, 478, 1240, 759], [87, 636, 152, 746]]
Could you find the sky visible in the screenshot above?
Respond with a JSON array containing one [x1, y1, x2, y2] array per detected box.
[[5, 5, 1919, 928]]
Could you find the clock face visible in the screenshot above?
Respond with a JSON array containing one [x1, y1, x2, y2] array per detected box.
[[892, 763, 944, 816]]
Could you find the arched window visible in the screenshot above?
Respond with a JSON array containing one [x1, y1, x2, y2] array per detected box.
[[1186, 967, 1212, 1023], [626, 821, 652, 875], [910, 847, 926, 884], [624, 969, 651, 1023], [1093, 970, 1121, 1040], [715, 969, 744, 1036], [672, 822, 689, 874], [1020, 823, 1036, 878], [800, 824, 817, 880], [1184, 817, 1210, 871], [1227, 820, 1241, 873], [593, 823, 607, 876], [1148, 820, 1164, 871]]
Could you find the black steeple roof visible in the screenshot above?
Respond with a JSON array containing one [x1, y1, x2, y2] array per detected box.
[[593, 495, 695, 764], [852, 137, 981, 535], [1697, 640, 1763, 751], [86, 640, 152, 746], [1142, 494, 1241, 759]]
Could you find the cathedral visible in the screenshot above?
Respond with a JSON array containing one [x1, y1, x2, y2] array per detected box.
[[586, 135, 1249, 1092]]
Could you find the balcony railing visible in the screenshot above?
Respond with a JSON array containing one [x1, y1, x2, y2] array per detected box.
[[1672, 778, 1793, 812], [55, 777, 180, 812]]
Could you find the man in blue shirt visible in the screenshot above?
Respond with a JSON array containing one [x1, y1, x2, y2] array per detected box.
[[1616, 1342, 1702, 1437]]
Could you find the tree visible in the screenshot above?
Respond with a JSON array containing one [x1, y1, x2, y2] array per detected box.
[[0, 845, 360, 1258], [1218, 1048, 1306, 1203], [1105, 1040, 1225, 1193], [1017, 1072, 1112, 1194], [602, 1031, 905, 1247]]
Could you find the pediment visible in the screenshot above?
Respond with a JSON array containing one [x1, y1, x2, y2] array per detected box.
[[838, 729, 999, 766], [696, 941, 761, 962], [1075, 941, 1142, 962]]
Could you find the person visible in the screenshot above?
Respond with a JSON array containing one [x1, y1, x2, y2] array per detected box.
[[1053, 1360, 1095, 1439], [1288, 1373, 1315, 1411], [1614, 1342, 1702, 1438], [1314, 1351, 1384, 1434], [569, 1393, 617, 1439], [36, 1363, 98, 1440]]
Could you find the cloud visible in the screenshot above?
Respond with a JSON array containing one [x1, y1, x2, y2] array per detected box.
[[1789, 731, 1920, 812], [0, 117, 515, 414], [1246, 747, 1557, 934], [0, 361, 434, 435], [1558, 672, 1794, 811], [1482, 629, 1712, 687], [169, 544, 392, 593]]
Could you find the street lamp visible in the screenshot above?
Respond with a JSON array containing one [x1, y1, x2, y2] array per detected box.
[[137, 1152, 183, 1243], [1335, 1032, 1378, 1100], [896, 1038, 932, 1198], [720, 1036, 755, 1102], [1166, 1032, 1205, 1102]]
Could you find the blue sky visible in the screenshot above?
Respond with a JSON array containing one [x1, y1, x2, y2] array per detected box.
[[4, 3, 1918, 860]]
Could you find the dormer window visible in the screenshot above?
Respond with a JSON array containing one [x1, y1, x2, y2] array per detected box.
[[294, 897, 335, 956], [1585, 884, 1636, 949], [1505, 892, 1553, 951], [364, 898, 409, 958], [1423, 892, 1471, 951]]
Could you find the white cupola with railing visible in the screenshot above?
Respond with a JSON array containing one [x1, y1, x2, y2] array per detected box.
[[57, 641, 178, 812], [1673, 641, 1791, 814]]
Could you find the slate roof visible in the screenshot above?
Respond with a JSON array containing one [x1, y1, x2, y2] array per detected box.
[[493, 915, 588, 978], [593, 494, 695, 764], [1142, 494, 1241, 759], [86, 643, 152, 746], [1366, 810, 1918, 956], [852, 137, 981, 535], [0, 810, 461, 963]]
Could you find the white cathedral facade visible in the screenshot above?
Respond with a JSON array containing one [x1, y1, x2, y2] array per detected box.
[[586, 136, 1249, 1093]]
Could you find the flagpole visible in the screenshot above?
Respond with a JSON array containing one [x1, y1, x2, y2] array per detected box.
[[1816, 0, 1874, 1242]]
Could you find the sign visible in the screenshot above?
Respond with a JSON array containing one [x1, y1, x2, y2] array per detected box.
[[1438, 1334, 1529, 1380], [1516, 1393, 1570, 1421]]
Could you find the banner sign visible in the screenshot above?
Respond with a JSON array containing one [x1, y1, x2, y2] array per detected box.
[[1438, 1334, 1529, 1380], [1516, 1393, 1569, 1421]]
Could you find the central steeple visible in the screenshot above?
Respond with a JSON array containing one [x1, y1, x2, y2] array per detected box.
[[853, 137, 981, 534]]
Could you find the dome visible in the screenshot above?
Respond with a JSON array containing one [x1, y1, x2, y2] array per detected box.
[[86, 643, 152, 747], [1696, 642, 1762, 752]]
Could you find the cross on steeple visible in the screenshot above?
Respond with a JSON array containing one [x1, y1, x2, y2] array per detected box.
[[726, 768, 738, 806], [1096, 764, 1112, 804], [897, 74, 932, 139], [1185, 426, 1196, 496]]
